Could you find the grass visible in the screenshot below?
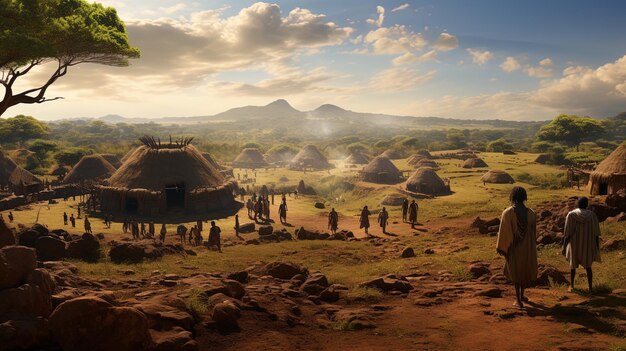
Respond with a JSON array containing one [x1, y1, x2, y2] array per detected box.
[[184, 288, 211, 315]]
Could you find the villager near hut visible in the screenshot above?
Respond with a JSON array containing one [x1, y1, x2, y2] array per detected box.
[[344, 151, 370, 165], [480, 170, 515, 184], [100, 154, 122, 169], [361, 155, 402, 184], [0, 152, 43, 195], [289, 145, 333, 171], [462, 157, 489, 169], [98, 136, 238, 217], [232, 148, 268, 169], [63, 155, 116, 184], [405, 167, 450, 195], [588, 143, 626, 195]]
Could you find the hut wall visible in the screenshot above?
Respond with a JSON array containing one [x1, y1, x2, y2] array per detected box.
[[589, 173, 626, 195]]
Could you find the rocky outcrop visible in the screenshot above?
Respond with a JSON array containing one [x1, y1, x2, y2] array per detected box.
[[109, 240, 186, 263]]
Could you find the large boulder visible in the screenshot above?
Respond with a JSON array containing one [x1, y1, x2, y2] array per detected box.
[[66, 233, 100, 262], [0, 218, 15, 249], [589, 203, 621, 222], [212, 301, 240, 329], [602, 239, 626, 252], [0, 283, 53, 321], [18, 229, 41, 248], [300, 273, 329, 295], [36, 236, 67, 261], [606, 189, 626, 212], [533, 265, 568, 287], [258, 226, 273, 236], [360, 275, 413, 293], [262, 262, 308, 280], [0, 246, 37, 290], [400, 247, 415, 258], [49, 296, 150, 351], [468, 262, 491, 279]]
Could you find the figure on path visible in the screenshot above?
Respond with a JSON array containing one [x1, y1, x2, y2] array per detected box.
[[359, 206, 371, 235], [208, 221, 222, 253], [160, 224, 167, 242], [378, 207, 389, 234], [408, 200, 418, 228], [401, 199, 408, 223], [84, 216, 92, 234], [328, 208, 339, 234]]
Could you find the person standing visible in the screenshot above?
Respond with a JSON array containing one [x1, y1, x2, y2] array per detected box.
[[149, 222, 155, 238], [7, 212, 13, 222], [401, 199, 409, 223], [378, 207, 389, 234], [563, 197, 601, 293], [84, 216, 92, 234], [359, 206, 371, 235], [328, 208, 339, 234], [159, 224, 167, 242], [196, 220, 203, 234], [70, 214, 75, 228], [279, 202, 287, 224], [208, 221, 222, 253], [63, 212, 68, 225], [496, 186, 538, 309], [177, 224, 187, 244], [408, 200, 418, 228], [234, 214, 240, 238]]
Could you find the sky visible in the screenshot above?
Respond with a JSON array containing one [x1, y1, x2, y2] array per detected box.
[[10, 0, 626, 121]]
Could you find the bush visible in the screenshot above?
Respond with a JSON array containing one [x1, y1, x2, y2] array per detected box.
[[516, 172, 568, 189]]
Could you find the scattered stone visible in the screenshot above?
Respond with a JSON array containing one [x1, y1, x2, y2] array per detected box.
[[314, 202, 325, 209], [473, 287, 503, 298], [360, 275, 413, 293], [35, 236, 66, 261], [400, 246, 415, 258], [258, 226, 273, 236], [424, 248, 435, 255], [227, 271, 249, 284], [212, 301, 241, 329], [262, 262, 308, 280], [533, 264, 568, 287], [602, 239, 626, 251], [238, 223, 255, 234], [468, 262, 491, 279], [66, 233, 100, 262]]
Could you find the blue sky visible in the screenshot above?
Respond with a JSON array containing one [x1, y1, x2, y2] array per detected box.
[[12, 0, 626, 120]]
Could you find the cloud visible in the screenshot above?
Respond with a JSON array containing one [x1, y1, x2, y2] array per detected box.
[[364, 25, 427, 55], [466, 48, 493, 65], [539, 57, 553, 66], [391, 4, 410, 12], [158, 2, 187, 14], [500, 56, 521, 72], [370, 67, 435, 92], [525, 66, 553, 78], [431, 33, 458, 52], [392, 50, 438, 65], [366, 6, 385, 27]]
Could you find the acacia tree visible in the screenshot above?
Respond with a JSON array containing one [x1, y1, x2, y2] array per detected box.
[[537, 114, 604, 151], [0, 0, 140, 116]]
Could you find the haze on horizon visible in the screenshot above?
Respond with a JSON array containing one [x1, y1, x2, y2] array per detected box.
[[10, 0, 626, 121]]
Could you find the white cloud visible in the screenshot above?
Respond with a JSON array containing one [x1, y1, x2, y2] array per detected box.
[[500, 56, 521, 72], [391, 4, 410, 12], [392, 50, 438, 65], [370, 67, 435, 92], [539, 57, 553, 66], [466, 48, 493, 65], [366, 6, 385, 27], [525, 66, 553, 78], [431, 33, 458, 52], [158, 2, 187, 14], [364, 25, 427, 55]]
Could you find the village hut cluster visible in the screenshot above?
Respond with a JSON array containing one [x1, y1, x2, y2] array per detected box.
[[360, 155, 403, 184], [288, 145, 334, 171]]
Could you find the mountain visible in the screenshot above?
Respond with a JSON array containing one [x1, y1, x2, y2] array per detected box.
[[211, 99, 304, 121]]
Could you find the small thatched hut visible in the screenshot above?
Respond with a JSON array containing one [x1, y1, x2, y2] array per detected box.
[[588, 143, 626, 195], [462, 158, 488, 169], [289, 145, 333, 170], [381, 149, 402, 160], [480, 170, 515, 184], [407, 154, 426, 166], [344, 152, 370, 165], [414, 159, 440, 169], [50, 165, 71, 177], [99, 139, 238, 217], [361, 156, 402, 184], [232, 148, 268, 169], [265, 148, 297, 165], [100, 154, 122, 169], [405, 167, 449, 195], [416, 149, 432, 158], [0, 151, 43, 195], [534, 154, 549, 164], [63, 155, 116, 184]]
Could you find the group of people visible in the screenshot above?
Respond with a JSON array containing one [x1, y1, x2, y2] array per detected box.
[[356, 206, 390, 235], [496, 187, 601, 309], [245, 192, 291, 225], [351, 199, 419, 236], [176, 221, 204, 246]]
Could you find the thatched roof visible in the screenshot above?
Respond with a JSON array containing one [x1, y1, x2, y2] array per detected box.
[[362, 156, 401, 176], [407, 154, 426, 166], [50, 165, 71, 176], [289, 145, 333, 170], [63, 155, 116, 184], [534, 154, 549, 164], [405, 167, 449, 195], [381, 149, 402, 160], [416, 149, 432, 158], [414, 159, 440, 169], [462, 158, 488, 168], [265, 149, 297, 164], [480, 170, 515, 184], [0, 151, 41, 187], [202, 152, 225, 170], [108, 145, 225, 191], [0, 151, 19, 185], [344, 152, 370, 165], [121, 147, 137, 163], [232, 148, 268, 169], [593, 144, 626, 175], [589, 144, 626, 195], [100, 154, 122, 168]]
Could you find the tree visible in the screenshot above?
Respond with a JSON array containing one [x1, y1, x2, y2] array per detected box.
[[0, 0, 140, 116], [537, 114, 605, 151], [487, 138, 512, 152], [0, 115, 49, 145], [54, 147, 91, 166], [29, 139, 59, 166]]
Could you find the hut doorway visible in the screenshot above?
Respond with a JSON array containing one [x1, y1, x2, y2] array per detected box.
[[165, 183, 185, 208], [126, 197, 139, 214], [599, 183, 608, 195]]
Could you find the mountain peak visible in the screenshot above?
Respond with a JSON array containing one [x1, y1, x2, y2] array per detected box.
[[315, 104, 346, 113], [266, 99, 293, 109]]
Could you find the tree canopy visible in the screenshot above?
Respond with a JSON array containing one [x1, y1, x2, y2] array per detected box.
[[536, 114, 605, 151], [0, 0, 139, 116], [0, 114, 49, 144]]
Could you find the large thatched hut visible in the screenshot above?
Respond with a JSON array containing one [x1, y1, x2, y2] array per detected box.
[[480, 170, 515, 184], [589, 143, 626, 195], [361, 156, 402, 184], [405, 167, 449, 195], [0, 152, 43, 195], [98, 139, 238, 217], [63, 155, 116, 184], [100, 154, 122, 169], [232, 148, 268, 169], [344, 152, 370, 165], [289, 145, 333, 170], [462, 158, 488, 169]]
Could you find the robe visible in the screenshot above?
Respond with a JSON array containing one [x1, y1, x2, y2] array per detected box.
[[408, 203, 418, 223], [496, 206, 538, 284], [564, 209, 601, 269], [359, 209, 370, 229]]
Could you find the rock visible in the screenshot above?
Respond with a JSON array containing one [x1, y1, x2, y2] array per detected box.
[[602, 239, 626, 251], [222, 279, 246, 300], [132, 296, 194, 331], [238, 223, 255, 234], [262, 262, 308, 280], [0, 283, 53, 320], [319, 285, 341, 302], [606, 189, 626, 212], [381, 194, 406, 206], [468, 262, 491, 279], [300, 273, 329, 295], [539, 209, 553, 220], [589, 203, 621, 222], [473, 287, 503, 298], [18, 229, 41, 248], [0, 218, 15, 249], [360, 276, 413, 293], [212, 301, 240, 329], [0, 317, 50, 350], [66, 233, 100, 262], [275, 230, 293, 241], [245, 239, 260, 245], [606, 213, 626, 223], [30, 224, 49, 237], [149, 328, 198, 351], [35, 236, 67, 261], [314, 202, 325, 209], [49, 296, 150, 351], [0, 246, 37, 290], [258, 226, 273, 236], [27, 268, 56, 297], [533, 264, 568, 287], [424, 248, 435, 255], [400, 247, 415, 258], [227, 271, 249, 284], [108, 240, 184, 263]]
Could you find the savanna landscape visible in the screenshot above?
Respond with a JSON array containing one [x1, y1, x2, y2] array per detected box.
[[1, 1, 625, 351]]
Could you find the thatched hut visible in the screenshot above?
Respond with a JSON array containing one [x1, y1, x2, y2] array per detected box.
[[344, 152, 370, 165], [480, 170, 515, 184], [416, 149, 432, 158], [100, 154, 122, 169], [289, 145, 333, 170], [361, 156, 402, 184], [50, 165, 71, 177], [414, 159, 440, 169], [99, 139, 238, 217], [232, 148, 268, 169], [121, 148, 137, 163], [381, 149, 402, 160], [462, 158, 488, 169], [265, 148, 297, 165], [405, 167, 449, 195], [407, 154, 426, 166], [534, 154, 549, 164], [0, 151, 43, 195], [63, 155, 116, 184], [589, 143, 626, 195]]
